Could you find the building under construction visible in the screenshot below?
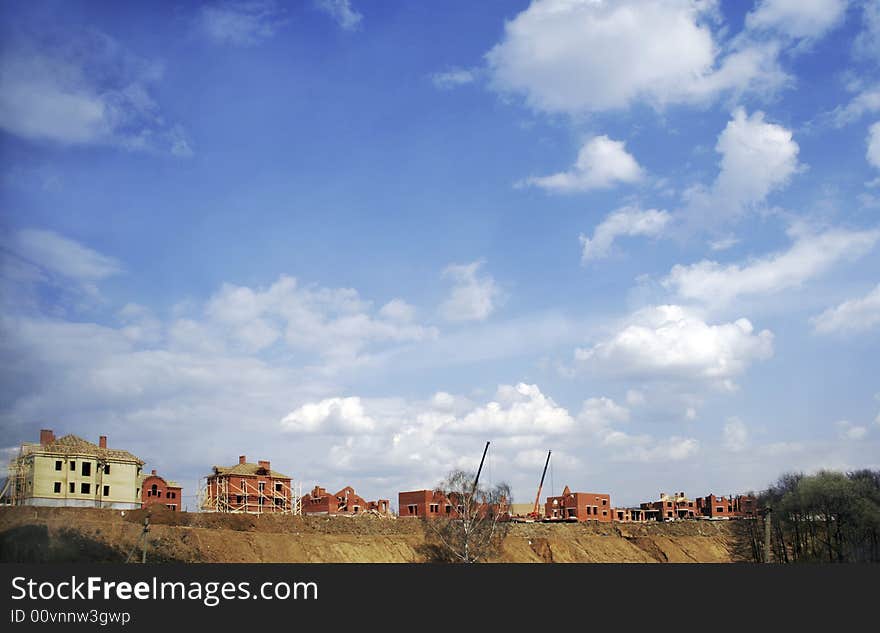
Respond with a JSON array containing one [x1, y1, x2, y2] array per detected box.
[[301, 485, 390, 516], [1, 429, 144, 509], [200, 455, 301, 515]]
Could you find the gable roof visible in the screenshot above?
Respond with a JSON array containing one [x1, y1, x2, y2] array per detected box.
[[24, 434, 144, 465]]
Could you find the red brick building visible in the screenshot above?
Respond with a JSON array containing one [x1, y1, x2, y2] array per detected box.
[[140, 469, 182, 512], [398, 490, 458, 518], [202, 455, 293, 514], [545, 486, 612, 522], [640, 491, 698, 521], [302, 485, 390, 516], [695, 494, 758, 519], [732, 494, 759, 518]]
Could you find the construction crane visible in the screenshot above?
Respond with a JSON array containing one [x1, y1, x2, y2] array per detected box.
[[530, 450, 551, 521], [511, 449, 551, 522]]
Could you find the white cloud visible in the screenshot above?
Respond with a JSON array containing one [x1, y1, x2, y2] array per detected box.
[[379, 298, 417, 323], [723, 417, 749, 451], [868, 121, 880, 169], [431, 67, 477, 90], [440, 260, 501, 322], [281, 397, 376, 433], [831, 85, 880, 126], [9, 229, 122, 283], [836, 420, 868, 440], [683, 108, 801, 223], [521, 136, 643, 193], [196, 275, 437, 361], [486, 0, 788, 115], [613, 436, 700, 463], [854, 0, 880, 62], [812, 284, 880, 334], [0, 32, 187, 154], [452, 383, 574, 435], [197, 1, 286, 46], [579, 207, 670, 263], [575, 305, 774, 387], [746, 0, 848, 40], [316, 0, 363, 31], [664, 225, 880, 307], [710, 236, 740, 251]]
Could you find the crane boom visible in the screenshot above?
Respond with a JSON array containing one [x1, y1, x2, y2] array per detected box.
[[471, 441, 490, 497], [532, 450, 552, 516]]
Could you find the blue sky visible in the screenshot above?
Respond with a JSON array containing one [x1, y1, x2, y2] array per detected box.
[[2, 0, 879, 509]]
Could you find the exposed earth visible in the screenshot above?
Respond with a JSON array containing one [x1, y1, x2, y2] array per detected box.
[[0, 506, 753, 563]]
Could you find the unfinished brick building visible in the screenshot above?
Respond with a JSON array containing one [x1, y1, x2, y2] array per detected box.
[[302, 485, 390, 516], [201, 455, 300, 514], [640, 491, 698, 521], [545, 486, 612, 522], [140, 469, 182, 512], [695, 493, 758, 519], [398, 490, 458, 518], [612, 507, 650, 522]]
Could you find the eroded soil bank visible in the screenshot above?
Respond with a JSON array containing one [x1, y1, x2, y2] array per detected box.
[[0, 506, 752, 563]]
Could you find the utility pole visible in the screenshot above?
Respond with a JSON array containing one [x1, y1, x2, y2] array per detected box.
[[763, 506, 772, 564]]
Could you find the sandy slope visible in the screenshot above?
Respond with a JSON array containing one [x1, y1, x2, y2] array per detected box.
[[0, 506, 749, 563]]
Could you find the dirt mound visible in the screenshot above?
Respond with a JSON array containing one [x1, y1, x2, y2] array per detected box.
[[0, 507, 748, 563]]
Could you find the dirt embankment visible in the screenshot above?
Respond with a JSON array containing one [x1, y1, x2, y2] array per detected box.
[[0, 506, 752, 563]]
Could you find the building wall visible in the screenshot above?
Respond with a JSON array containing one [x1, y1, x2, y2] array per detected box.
[[141, 474, 182, 512], [545, 492, 612, 522], [22, 453, 142, 510], [696, 494, 734, 518], [398, 490, 458, 518]]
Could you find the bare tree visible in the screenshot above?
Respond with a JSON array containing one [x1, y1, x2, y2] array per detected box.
[[422, 469, 512, 563]]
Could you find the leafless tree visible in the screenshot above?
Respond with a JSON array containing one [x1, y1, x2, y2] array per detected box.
[[422, 469, 512, 563]]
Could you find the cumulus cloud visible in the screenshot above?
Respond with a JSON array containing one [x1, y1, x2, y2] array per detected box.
[[486, 0, 787, 115], [431, 67, 477, 90], [579, 207, 670, 263], [521, 136, 643, 193], [0, 30, 189, 154], [683, 108, 801, 224], [745, 0, 848, 40], [812, 284, 880, 334], [663, 225, 880, 307], [575, 305, 774, 388], [316, 0, 363, 31], [281, 397, 376, 433], [197, 1, 287, 46], [723, 417, 749, 451], [440, 260, 501, 322], [195, 275, 437, 362]]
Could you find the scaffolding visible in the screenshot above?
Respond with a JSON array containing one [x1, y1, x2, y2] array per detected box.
[[0, 446, 27, 506], [199, 475, 302, 515]]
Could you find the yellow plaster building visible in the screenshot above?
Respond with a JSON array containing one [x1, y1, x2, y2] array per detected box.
[[6, 429, 145, 509]]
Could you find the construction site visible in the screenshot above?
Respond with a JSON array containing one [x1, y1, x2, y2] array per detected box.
[[0, 505, 753, 563]]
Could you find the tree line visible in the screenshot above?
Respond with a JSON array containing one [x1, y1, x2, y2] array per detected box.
[[742, 469, 880, 563]]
